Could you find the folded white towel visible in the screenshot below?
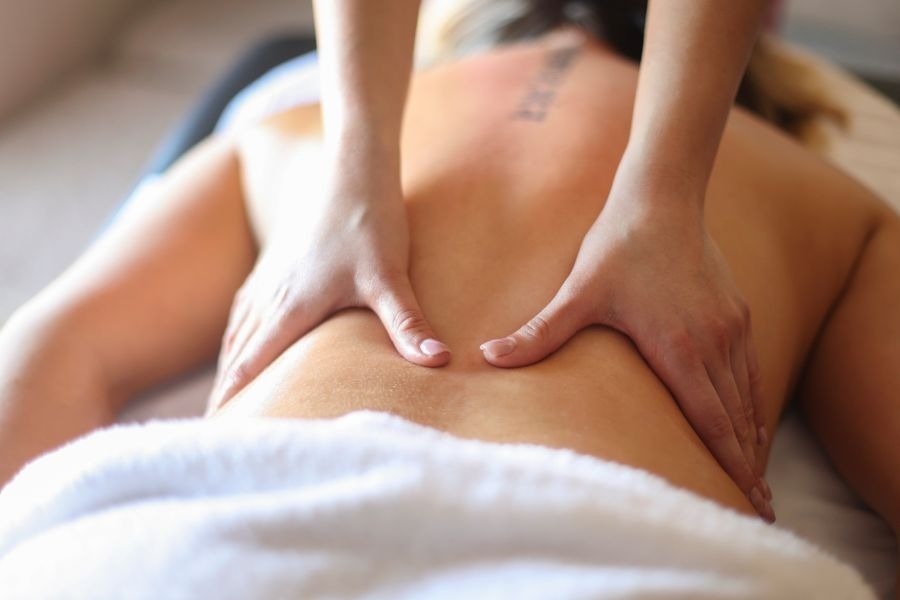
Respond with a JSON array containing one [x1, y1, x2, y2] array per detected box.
[[0, 410, 874, 599]]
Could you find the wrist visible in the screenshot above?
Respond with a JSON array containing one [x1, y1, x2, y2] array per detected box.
[[324, 105, 402, 151], [620, 140, 709, 190], [326, 124, 400, 159], [323, 140, 403, 203], [609, 146, 709, 217], [324, 130, 402, 194]]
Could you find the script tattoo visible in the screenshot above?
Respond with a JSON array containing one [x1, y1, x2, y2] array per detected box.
[[511, 46, 582, 122]]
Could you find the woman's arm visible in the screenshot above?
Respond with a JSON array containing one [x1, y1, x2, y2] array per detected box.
[[625, 0, 767, 203], [314, 0, 420, 154], [0, 138, 253, 487], [0, 308, 115, 487], [481, 0, 774, 519], [210, 0, 451, 410]]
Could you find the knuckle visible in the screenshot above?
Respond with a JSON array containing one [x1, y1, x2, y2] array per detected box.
[[521, 314, 552, 344], [281, 303, 302, 321], [279, 296, 307, 320], [741, 403, 755, 430], [709, 320, 731, 352], [274, 282, 292, 306], [665, 328, 695, 361], [728, 311, 745, 336], [734, 412, 751, 439], [749, 373, 763, 400], [704, 413, 734, 441], [229, 363, 252, 385], [392, 308, 428, 336]]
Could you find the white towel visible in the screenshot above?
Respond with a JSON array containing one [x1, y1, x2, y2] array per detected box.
[[0, 410, 875, 599]]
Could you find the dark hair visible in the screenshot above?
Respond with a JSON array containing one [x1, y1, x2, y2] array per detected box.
[[487, 1, 648, 61], [431, 0, 777, 121]]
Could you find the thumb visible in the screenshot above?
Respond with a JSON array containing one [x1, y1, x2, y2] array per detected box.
[[481, 289, 587, 368], [370, 275, 451, 367]]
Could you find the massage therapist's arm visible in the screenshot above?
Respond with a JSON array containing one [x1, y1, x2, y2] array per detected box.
[[481, 1, 774, 519], [209, 0, 449, 411], [210, 0, 774, 520]]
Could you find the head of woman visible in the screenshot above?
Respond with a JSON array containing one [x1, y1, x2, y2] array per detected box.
[[418, 0, 831, 132]]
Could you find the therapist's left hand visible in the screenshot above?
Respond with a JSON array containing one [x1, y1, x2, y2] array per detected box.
[[479, 165, 771, 520]]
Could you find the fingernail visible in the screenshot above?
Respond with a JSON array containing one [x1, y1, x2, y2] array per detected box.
[[757, 426, 768, 447], [420, 338, 450, 356], [750, 486, 776, 523], [480, 337, 516, 358]]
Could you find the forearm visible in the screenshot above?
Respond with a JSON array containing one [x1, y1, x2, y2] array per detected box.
[[313, 0, 421, 155], [0, 308, 116, 488], [623, 0, 766, 205]]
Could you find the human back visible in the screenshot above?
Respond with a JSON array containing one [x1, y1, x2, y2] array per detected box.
[[220, 29, 880, 519]]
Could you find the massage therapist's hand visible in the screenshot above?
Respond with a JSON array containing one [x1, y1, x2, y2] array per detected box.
[[480, 163, 772, 520], [209, 145, 450, 412]]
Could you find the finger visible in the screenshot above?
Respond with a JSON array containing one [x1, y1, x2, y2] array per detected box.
[[730, 335, 761, 476], [745, 324, 770, 500], [678, 363, 773, 521], [222, 301, 250, 356], [480, 286, 587, 368], [745, 321, 767, 448], [637, 330, 771, 520], [707, 353, 757, 479], [214, 301, 329, 412], [209, 312, 260, 412], [218, 296, 252, 376], [370, 275, 450, 367], [221, 309, 260, 381]]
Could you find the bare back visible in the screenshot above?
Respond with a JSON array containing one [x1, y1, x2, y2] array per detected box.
[[218, 31, 884, 518]]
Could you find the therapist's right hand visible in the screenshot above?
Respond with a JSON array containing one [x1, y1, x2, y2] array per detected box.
[[208, 148, 450, 413]]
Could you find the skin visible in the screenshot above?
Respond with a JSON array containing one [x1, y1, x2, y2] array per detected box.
[[483, 0, 770, 494], [210, 0, 773, 513], [0, 42, 898, 598], [210, 0, 447, 414], [2, 30, 899, 549]]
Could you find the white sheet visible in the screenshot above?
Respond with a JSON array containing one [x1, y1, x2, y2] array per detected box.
[[0, 411, 877, 599]]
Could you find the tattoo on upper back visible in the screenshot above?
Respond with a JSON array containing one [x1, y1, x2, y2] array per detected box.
[[511, 46, 582, 123]]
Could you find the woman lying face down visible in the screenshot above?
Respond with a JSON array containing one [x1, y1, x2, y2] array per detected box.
[[0, 23, 898, 589]]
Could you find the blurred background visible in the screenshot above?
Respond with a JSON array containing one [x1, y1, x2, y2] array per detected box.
[[0, 0, 897, 322]]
